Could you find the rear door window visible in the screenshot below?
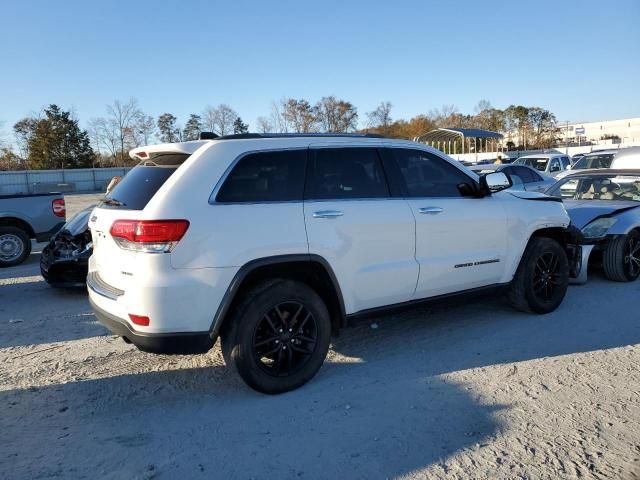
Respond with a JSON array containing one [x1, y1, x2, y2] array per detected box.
[[306, 148, 389, 200], [215, 150, 307, 203], [101, 153, 190, 210]]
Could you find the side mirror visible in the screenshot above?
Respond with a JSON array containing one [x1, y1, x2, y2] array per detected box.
[[550, 164, 561, 172], [480, 171, 512, 194]]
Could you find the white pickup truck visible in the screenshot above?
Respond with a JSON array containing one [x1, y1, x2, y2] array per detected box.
[[1, 193, 66, 267]]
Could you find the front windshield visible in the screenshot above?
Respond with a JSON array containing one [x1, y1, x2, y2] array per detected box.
[[548, 175, 640, 201], [572, 153, 614, 170], [516, 157, 549, 171]]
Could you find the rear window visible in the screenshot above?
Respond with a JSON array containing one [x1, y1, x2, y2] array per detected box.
[[573, 153, 614, 170], [100, 153, 190, 210]]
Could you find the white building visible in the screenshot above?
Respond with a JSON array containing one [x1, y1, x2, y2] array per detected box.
[[560, 117, 640, 144]]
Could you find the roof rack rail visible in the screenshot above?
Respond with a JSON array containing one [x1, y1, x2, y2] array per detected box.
[[211, 133, 386, 140]]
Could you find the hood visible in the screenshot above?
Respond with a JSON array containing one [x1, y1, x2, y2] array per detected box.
[[564, 200, 639, 229], [507, 191, 560, 202], [61, 205, 95, 236]]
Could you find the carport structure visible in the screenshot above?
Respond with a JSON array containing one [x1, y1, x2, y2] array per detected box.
[[414, 128, 503, 156]]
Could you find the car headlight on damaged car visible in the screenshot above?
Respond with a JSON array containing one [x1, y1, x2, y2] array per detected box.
[[581, 217, 618, 238]]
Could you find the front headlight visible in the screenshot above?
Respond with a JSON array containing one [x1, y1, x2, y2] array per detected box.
[[581, 217, 617, 238]]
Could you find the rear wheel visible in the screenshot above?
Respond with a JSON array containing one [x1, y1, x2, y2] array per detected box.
[[0, 226, 31, 268], [603, 230, 640, 282], [508, 237, 569, 314], [220, 279, 331, 394]]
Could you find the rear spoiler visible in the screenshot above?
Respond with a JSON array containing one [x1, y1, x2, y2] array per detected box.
[[129, 140, 214, 161]]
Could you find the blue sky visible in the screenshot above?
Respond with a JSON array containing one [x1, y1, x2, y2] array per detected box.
[[1, 0, 639, 139]]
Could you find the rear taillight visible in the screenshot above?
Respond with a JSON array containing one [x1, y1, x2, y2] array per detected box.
[[128, 314, 150, 326], [110, 219, 189, 253], [52, 199, 66, 217]]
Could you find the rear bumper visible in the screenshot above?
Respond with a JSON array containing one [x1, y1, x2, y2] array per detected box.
[[90, 298, 214, 354]]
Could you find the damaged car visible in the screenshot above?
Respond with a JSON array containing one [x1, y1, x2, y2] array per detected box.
[[547, 169, 640, 283], [40, 205, 94, 287]]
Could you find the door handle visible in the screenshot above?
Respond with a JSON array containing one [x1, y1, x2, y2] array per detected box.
[[312, 210, 344, 219], [418, 207, 444, 215]]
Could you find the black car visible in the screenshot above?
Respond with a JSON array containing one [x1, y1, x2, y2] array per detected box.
[[40, 206, 93, 287]]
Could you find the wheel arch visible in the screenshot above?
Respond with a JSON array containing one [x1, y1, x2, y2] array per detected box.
[[0, 216, 35, 238], [210, 254, 346, 340], [507, 225, 579, 282]]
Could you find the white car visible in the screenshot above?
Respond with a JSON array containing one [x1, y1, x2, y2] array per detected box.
[[513, 153, 572, 178], [555, 150, 618, 180], [88, 134, 573, 393], [611, 146, 640, 169]]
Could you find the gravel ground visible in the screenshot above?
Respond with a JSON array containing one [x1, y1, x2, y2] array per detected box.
[[1, 193, 639, 479]]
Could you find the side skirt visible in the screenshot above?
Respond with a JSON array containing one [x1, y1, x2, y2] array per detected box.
[[345, 283, 511, 323]]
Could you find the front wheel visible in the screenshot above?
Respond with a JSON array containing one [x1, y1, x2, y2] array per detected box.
[[508, 237, 569, 314], [0, 226, 31, 268], [221, 279, 331, 394], [603, 230, 640, 282]]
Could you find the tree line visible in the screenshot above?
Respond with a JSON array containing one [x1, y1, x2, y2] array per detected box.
[[0, 97, 558, 170]]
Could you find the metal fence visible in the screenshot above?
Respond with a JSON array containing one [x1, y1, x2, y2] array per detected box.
[[0, 167, 132, 195]]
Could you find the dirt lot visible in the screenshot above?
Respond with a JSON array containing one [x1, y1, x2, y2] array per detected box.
[[1, 193, 639, 479]]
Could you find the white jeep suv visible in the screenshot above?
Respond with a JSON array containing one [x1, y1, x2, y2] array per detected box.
[[88, 133, 573, 394]]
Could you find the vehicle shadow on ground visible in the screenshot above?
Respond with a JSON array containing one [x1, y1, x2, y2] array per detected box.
[[331, 274, 640, 379], [0, 358, 504, 479], [2, 277, 638, 478]]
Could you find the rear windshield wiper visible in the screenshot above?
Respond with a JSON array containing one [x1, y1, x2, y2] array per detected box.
[[102, 198, 127, 207]]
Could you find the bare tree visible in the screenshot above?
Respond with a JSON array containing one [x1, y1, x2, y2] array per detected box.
[[202, 104, 238, 136], [367, 102, 393, 132], [133, 114, 156, 146], [270, 100, 289, 133], [105, 98, 142, 164], [87, 117, 119, 163], [255, 116, 273, 133]]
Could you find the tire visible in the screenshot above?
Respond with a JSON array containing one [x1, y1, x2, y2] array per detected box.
[[220, 279, 331, 394], [602, 230, 640, 282], [508, 237, 569, 314], [0, 226, 31, 268]]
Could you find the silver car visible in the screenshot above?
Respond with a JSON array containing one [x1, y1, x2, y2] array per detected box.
[[547, 169, 640, 283], [470, 164, 556, 193]]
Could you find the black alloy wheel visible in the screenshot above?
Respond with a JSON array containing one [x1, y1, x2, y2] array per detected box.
[[252, 301, 318, 377], [532, 251, 563, 302]]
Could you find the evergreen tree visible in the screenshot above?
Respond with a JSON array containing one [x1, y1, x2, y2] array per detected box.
[[182, 114, 203, 141], [157, 113, 180, 143], [15, 104, 95, 169], [233, 116, 249, 134]]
